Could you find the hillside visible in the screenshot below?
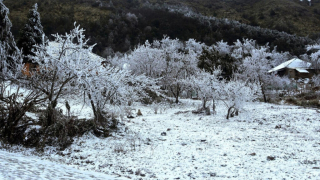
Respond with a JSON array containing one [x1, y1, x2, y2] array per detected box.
[[4, 0, 318, 55], [155, 0, 320, 37]]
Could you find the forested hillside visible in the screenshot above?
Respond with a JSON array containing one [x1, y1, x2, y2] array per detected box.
[[5, 0, 318, 56]]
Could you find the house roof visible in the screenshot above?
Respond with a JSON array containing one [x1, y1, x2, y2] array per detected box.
[[268, 58, 312, 73]]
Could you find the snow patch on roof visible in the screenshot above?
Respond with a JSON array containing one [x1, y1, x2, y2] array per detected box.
[[295, 68, 309, 73], [268, 58, 311, 73]]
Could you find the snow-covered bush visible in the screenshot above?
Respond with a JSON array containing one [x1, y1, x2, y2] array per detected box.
[[306, 43, 320, 70], [114, 36, 199, 103], [312, 74, 320, 87], [1, 38, 46, 146], [185, 69, 221, 112], [218, 79, 261, 119]]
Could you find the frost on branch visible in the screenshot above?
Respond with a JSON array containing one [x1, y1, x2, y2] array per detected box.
[[235, 40, 291, 102], [115, 36, 200, 103], [30, 23, 157, 137], [306, 44, 320, 70], [185, 69, 221, 112], [218, 79, 261, 119]]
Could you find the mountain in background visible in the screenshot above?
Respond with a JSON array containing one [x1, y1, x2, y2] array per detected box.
[[4, 0, 319, 56], [160, 0, 320, 37]]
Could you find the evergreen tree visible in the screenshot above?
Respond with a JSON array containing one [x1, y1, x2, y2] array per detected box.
[[18, 3, 45, 63], [0, 0, 18, 70]]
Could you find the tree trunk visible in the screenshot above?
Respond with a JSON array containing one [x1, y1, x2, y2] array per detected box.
[[226, 106, 238, 119], [212, 99, 216, 114], [226, 107, 232, 119], [46, 100, 57, 127], [261, 85, 267, 103], [175, 84, 180, 104], [202, 97, 207, 109], [170, 84, 180, 104], [259, 76, 267, 103]]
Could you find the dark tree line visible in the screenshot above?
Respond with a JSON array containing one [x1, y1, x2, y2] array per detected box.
[[6, 0, 315, 57]]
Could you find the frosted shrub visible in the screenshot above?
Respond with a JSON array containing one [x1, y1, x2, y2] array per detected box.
[[115, 36, 200, 104], [186, 69, 221, 111], [218, 79, 261, 119], [312, 74, 320, 87]]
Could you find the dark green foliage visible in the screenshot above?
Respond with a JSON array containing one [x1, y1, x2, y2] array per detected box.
[[198, 48, 237, 79], [5, 0, 314, 57], [17, 3, 45, 63]]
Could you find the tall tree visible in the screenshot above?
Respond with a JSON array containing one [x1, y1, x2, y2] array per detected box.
[[0, 0, 18, 70], [17, 3, 45, 63]]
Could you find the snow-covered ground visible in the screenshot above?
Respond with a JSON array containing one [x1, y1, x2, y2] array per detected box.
[[0, 149, 126, 180], [1, 100, 320, 179]]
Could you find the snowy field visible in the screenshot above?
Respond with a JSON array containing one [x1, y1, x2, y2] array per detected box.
[[1, 100, 320, 179], [0, 149, 126, 180]]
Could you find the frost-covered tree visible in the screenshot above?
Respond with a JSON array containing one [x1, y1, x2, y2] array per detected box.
[[0, 43, 23, 81], [186, 69, 221, 111], [218, 79, 260, 119], [186, 68, 260, 118], [31, 24, 156, 134], [198, 41, 237, 79], [306, 44, 320, 70], [30, 24, 109, 127], [18, 3, 45, 63], [237, 46, 272, 102], [0, 0, 18, 71], [116, 36, 199, 103], [234, 39, 291, 102], [231, 39, 257, 60]]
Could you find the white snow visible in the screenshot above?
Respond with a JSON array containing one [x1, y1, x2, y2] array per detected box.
[[1, 100, 320, 179], [268, 58, 312, 73], [0, 149, 126, 180], [296, 68, 309, 73]]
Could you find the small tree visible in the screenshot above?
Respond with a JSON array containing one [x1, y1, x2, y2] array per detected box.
[[186, 69, 221, 110], [237, 46, 272, 102], [198, 47, 237, 79], [18, 3, 45, 64], [218, 79, 260, 119]]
